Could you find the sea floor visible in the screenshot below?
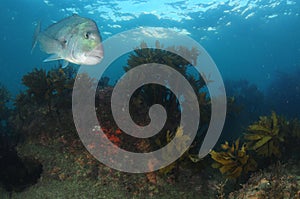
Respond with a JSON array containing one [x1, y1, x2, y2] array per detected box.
[[1, 137, 300, 199]]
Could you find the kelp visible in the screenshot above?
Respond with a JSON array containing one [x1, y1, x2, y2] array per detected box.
[[0, 84, 10, 120], [21, 68, 49, 105], [288, 118, 300, 138], [13, 67, 78, 140], [158, 126, 191, 175], [0, 83, 11, 134], [123, 41, 211, 153], [20, 67, 75, 112], [244, 111, 285, 158], [210, 139, 257, 179], [280, 117, 300, 157]]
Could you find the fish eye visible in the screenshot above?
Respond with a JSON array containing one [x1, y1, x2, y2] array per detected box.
[[84, 32, 91, 39]]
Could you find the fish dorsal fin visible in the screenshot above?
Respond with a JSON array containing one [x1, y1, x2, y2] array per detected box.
[[43, 54, 62, 62]]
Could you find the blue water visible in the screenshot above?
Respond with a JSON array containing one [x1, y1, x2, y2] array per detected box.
[[0, 1, 300, 195], [1, 0, 299, 104]]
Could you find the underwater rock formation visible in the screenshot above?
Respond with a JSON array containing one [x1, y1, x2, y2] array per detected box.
[[0, 135, 43, 192], [228, 162, 300, 199]]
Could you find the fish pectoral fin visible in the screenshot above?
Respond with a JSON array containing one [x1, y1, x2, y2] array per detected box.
[[62, 60, 69, 68], [43, 54, 62, 62]]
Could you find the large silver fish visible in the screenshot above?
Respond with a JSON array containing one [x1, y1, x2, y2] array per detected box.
[[32, 14, 103, 68]]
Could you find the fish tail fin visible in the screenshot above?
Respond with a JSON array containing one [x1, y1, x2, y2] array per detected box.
[[31, 21, 41, 54]]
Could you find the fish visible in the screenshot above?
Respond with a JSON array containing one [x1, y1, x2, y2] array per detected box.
[[32, 14, 103, 68]]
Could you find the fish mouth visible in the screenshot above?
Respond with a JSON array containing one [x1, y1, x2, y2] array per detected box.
[[91, 54, 103, 59], [85, 55, 103, 65], [85, 46, 104, 65], [89, 53, 103, 60]]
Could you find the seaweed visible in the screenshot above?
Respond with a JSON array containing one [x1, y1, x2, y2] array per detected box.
[[281, 117, 300, 159], [122, 41, 211, 152], [210, 139, 257, 179], [158, 127, 190, 177], [244, 111, 285, 158], [0, 83, 11, 134], [21, 69, 48, 100], [13, 67, 77, 141], [21, 67, 75, 112]]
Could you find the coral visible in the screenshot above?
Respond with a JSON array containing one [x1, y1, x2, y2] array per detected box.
[[244, 111, 285, 158], [210, 139, 257, 179]]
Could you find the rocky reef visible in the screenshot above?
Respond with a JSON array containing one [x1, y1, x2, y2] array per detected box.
[[0, 42, 299, 198]]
